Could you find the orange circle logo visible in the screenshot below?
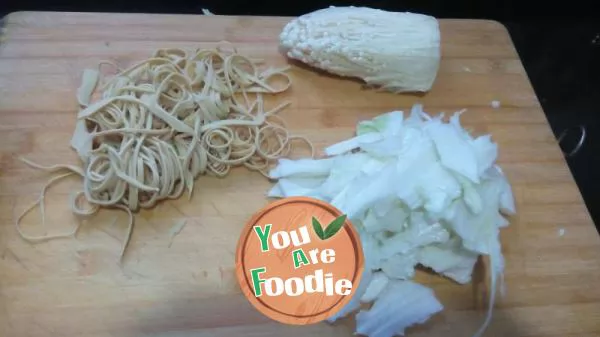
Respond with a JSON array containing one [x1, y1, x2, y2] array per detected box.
[[235, 196, 365, 325]]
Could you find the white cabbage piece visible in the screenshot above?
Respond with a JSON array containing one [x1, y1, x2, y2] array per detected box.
[[362, 203, 409, 234], [472, 232, 505, 337], [417, 161, 462, 214], [267, 183, 284, 198], [426, 118, 480, 184], [361, 121, 429, 159], [327, 268, 373, 323], [439, 173, 511, 337], [371, 197, 396, 217], [355, 280, 443, 337], [318, 153, 374, 199], [405, 103, 429, 127], [472, 135, 498, 177], [267, 176, 328, 198], [378, 221, 450, 261], [265, 104, 516, 337], [324, 132, 383, 156], [339, 165, 397, 219], [443, 176, 506, 255], [483, 165, 517, 215], [268, 157, 335, 179], [453, 172, 483, 214], [380, 251, 418, 280], [418, 237, 480, 284], [358, 226, 384, 268], [360, 271, 390, 303], [357, 111, 404, 136]]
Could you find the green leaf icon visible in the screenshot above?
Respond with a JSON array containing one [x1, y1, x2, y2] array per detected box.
[[312, 217, 326, 240], [323, 214, 347, 239], [313, 215, 348, 240]]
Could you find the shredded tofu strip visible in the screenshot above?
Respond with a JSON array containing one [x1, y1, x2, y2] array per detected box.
[[17, 46, 314, 262]]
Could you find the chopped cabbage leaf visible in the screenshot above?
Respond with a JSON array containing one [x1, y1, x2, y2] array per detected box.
[[362, 203, 409, 234], [267, 176, 327, 198], [361, 271, 390, 303], [417, 161, 462, 214], [268, 157, 336, 179], [319, 153, 373, 198], [357, 111, 404, 136], [327, 268, 373, 323], [265, 104, 516, 337], [443, 176, 504, 255], [472, 135, 498, 177], [426, 118, 479, 183], [324, 132, 383, 156], [355, 280, 443, 337], [417, 237, 479, 284], [380, 251, 418, 280], [453, 172, 483, 214], [378, 222, 450, 261]]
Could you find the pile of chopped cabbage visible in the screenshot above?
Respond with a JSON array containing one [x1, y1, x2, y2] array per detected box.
[[267, 104, 516, 337]]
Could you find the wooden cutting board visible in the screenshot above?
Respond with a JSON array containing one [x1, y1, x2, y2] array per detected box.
[[1, 11, 600, 337]]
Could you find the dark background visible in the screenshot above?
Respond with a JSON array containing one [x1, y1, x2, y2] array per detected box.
[[2, 1, 600, 232]]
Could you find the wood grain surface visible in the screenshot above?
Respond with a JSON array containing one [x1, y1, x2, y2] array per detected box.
[[1, 11, 600, 337]]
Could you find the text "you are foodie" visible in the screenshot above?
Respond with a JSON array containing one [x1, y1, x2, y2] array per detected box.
[[250, 215, 353, 298]]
